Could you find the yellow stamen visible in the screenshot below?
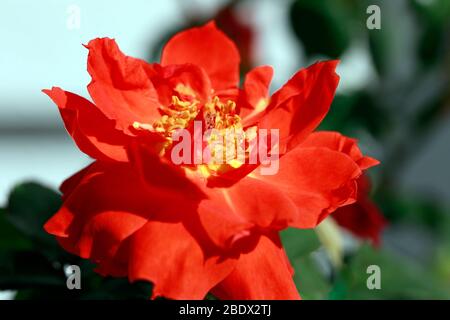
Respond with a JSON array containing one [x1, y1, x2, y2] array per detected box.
[[132, 91, 259, 177], [152, 95, 199, 138], [198, 165, 212, 179], [132, 121, 153, 131], [201, 96, 249, 175], [174, 83, 197, 98], [228, 159, 243, 168]]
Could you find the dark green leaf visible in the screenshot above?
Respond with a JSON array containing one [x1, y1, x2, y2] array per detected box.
[[5, 182, 62, 245], [289, 0, 351, 58], [319, 91, 389, 137], [410, 0, 450, 66], [0, 208, 32, 251]]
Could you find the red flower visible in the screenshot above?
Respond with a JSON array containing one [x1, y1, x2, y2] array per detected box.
[[43, 21, 379, 299]]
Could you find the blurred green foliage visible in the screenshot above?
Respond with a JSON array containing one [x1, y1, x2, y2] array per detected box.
[[290, 0, 352, 58]]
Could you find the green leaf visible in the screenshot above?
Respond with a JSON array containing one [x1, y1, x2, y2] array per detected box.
[[375, 190, 449, 231], [281, 228, 321, 259], [292, 255, 331, 300], [281, 228, 326, 299], [367, 22, 390, 76], [5, 182, 62, 245], [289, 0, 351, 58], [319, 91, 389, 138], [410, 0, 450, 66], [0, 208, 32, 251]]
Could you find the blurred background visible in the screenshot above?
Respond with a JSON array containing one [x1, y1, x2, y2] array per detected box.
[[1, 0, 450, 299]]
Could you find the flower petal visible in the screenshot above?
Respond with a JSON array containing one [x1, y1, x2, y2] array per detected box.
[[251, 146, 361, 228], [126, 139, 206, 203], [212, 233, 300, 300], [333, 198, 386, 246], [259, 61, 340, 153], [161, 21, 240, 91], [127, 140, 296, 250], [59, 162, 96, 200], [128, 220, 237, 300], [301, 131, 380, 170], [239, 65, 273, 125], [86, 38, 161, 133], [333, 175, 387, 246], [300, 133, 383, 243], [43, 87, 131, 161], [149, 63, 212, 106], [44, 162, 163, 262], [196, 176, 298, 249]]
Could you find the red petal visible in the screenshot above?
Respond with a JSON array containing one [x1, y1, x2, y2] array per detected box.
[[149, 63, 212, 107], [128, 221, 237, 300], [45, 162, 100, 236], [43, 87, 130, 161], [86, 38, 161, 133], [212, 234, 300, 300], [94, 237, 131, 277], [260, 61, 340, 153], [127, 140, 296, 250], [333, 175, 387, 246], [252, 146, 361, 228], [333, 197, 386, 246], [161, 21, 240, 91], [301, 131, 380, 170], [44, 162, 157, 262], [239, 65, 273, 125], [300, 133, 384, 243], [126, 139, 206, 203], [45, 207, 74, 238], [45, 161, 236, 298], [196, 176, 298, 249]]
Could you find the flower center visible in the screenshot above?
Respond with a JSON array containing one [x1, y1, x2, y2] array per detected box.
[[133, 95, 199, 138], [203, 96, 240, 130], [202, 96, 247, 171], [133, 94, 256, 174]]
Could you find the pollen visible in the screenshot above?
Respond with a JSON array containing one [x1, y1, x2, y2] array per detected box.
[[132, 121, 154, 131], [204, 96, 240, 130], [202, 96, 249, 172], [132, 93, 256, 175], [198, 164, 212, 179], [174, 83, 197, 98], [152, 95, 199, 137]]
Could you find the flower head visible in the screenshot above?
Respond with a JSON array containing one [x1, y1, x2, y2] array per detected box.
[[43, 21, 379, 299]]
